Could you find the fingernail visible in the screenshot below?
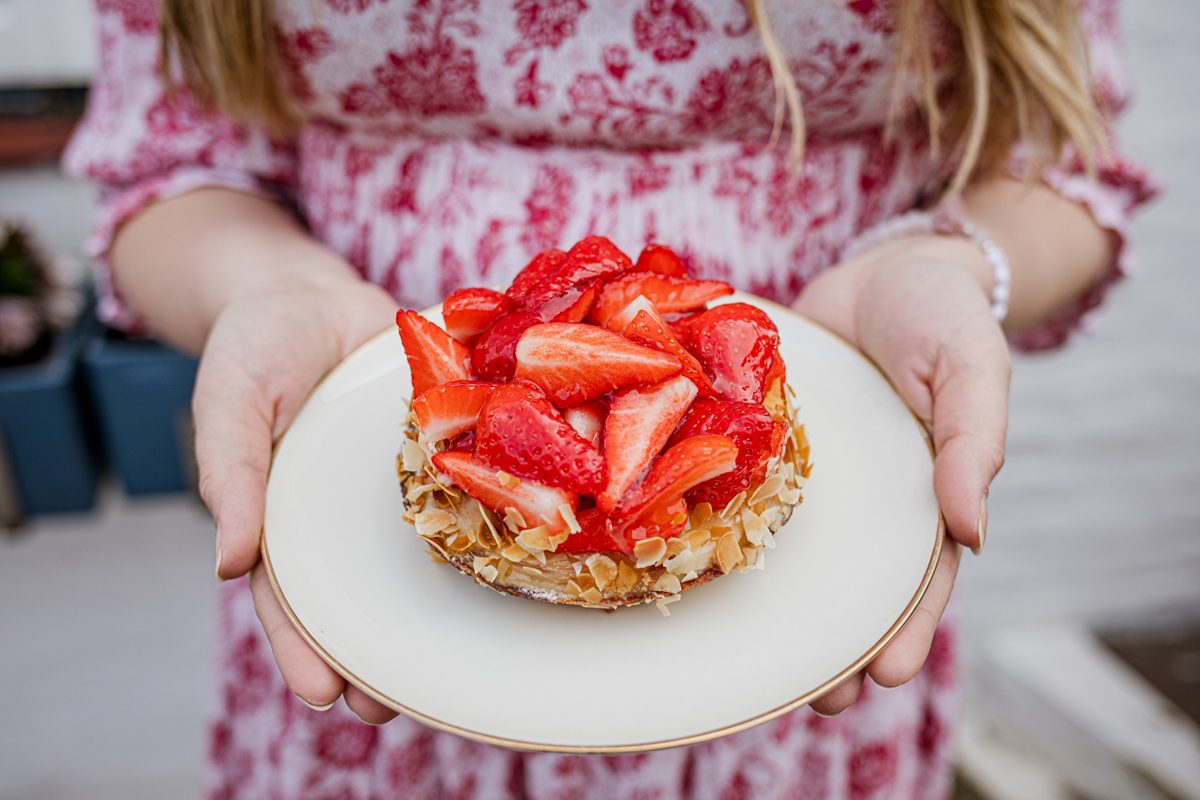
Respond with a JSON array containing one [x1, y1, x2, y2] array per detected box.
[[299, 697, 336, 712], [214, 521, 226, 582], [811, 707, 844, 719], [972, 493, 988, 556]]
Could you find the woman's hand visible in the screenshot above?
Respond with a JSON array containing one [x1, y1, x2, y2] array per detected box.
[[197, 271, 400, 724], [792, 234, 1011, 716]]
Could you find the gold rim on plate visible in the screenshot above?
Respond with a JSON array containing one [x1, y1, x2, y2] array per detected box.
[[260, 299, 946, 754]]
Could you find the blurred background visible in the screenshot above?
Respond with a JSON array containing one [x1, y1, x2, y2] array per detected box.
[[0, 1, 1196, 798]]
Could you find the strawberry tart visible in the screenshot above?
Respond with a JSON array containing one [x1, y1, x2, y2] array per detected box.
[[395, 237, 810, 612]]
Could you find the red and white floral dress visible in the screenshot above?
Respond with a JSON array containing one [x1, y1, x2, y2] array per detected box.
[[64, 1, 1155, 798]]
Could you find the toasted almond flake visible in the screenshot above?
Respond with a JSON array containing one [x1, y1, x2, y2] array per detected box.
[[478, 564, 499, 582], [584, 554, 618, 591], [401, 510, 417, 525], [424, 548, 447, 564], [496, 470, 520, 488], [741, 546, 758, 568], [518, 526, 552, 552], [479, 506, 504, 548], [761, 506, 781, 529], [749, 474, 786, 505], [558, 503, 582, 534], [716, 532, 743, 573], [690, 502, 713, 527], [614, 560, 639, 592], [721, 491, 748, 519], [684, 527, 711, 549], [503, 507, 527, 532], [495, 559, 512, 579], [571, 559, 584, 576], [566, 579, 583, 596], [448, 534, 474, 553], [755, 549, 766, 570], [741, 507, 767, 546], [501, 543, 529, 563], [414, 508, 456, 536], [656, 595, 681, 616], [751, 500, 768, 516], [779, 486, 802, 506], [672, 511, 687, 526], [472, 556, 493, 573], [402, 439, 428, 472], [406, 481, 440, 502], [653, 572, 682, 594], [520, 566, 544, 576], [574, 571, 595, 589], [634, 537, 668, 568], [664, 549, 698, 576], [682, 570, 699, 582], [762, 529, 776, 549], [580, 587, 604, 604], [666, 538, 688, 558], [421, 535, 452, 561]]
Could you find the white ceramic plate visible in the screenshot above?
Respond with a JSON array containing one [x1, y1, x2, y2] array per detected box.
[[262, 293, 942, 753]]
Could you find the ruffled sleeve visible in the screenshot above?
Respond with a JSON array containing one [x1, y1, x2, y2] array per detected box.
[[61, 0, 297, 330], [1009, 0, 1159, 351]]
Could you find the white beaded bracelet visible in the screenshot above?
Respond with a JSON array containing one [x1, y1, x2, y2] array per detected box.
[[841, 198, 1012, 323]]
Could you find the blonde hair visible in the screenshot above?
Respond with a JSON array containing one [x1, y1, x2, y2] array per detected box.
[[161, 0, 1106, 192]]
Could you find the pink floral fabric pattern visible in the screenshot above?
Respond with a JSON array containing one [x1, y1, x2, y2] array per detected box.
[[63, 1, 1154, 798]]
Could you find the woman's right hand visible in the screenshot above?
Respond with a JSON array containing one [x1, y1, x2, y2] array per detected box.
[[196, 270, 399, 724]]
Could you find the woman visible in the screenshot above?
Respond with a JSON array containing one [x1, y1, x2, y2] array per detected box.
[[64, 0, 1155, 797]]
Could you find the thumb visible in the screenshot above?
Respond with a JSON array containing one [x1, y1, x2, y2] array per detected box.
[[929, 325, 1010, 552], [194, 354, 275, 580]]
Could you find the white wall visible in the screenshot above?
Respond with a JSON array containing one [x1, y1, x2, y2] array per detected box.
[[0, 0, 96, 86]]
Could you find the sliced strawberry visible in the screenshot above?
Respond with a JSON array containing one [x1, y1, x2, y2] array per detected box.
[[674, 303, 780, 404], [475, 380, 606, 495], [556, 507, 629, 554], [561, 399, 607, 449], [508, 249, 566, 302], [449, 431, 476, 452], [621, 308, 718, 398], [396, 309, 473, 398], [764, 346, 786, 393], [540, 278, 602, 323], [518, 236, 632, 311], [667, 400, 787, 507], [513, 323, 682, 407], [471, 310, 543, 383], [411, 380, 495, 444], [611, 434, 738, 526], [586, 273, 733, 327], [431, 451, 576, 535], [615, 496, 689, 544], [442, 288, 515, 348], [604, 294, 656, 334], [597, 375, 697, 514], [634, 243, 689, 278]]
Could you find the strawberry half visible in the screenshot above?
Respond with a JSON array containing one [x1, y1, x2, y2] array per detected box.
[[396, 309, 473, 398], [597, 374, 698, 514], [611, 434, 738, 526], [674, 303, 780, 404], [471, 310, 543, 383], [540, 278, 602, 323], [634, 244, 689, 278], [431, 451, 576, 535], [561, 399, 607, 449], [412, 380, 495, 444], [443, 288, 515, 348], [587, 273, 733, 327], [476, 380, 605, 495], [508, 249, 566, 302], [667, 400, 787, 506], [513, 323, 682, 407], [556, 507, 630, 554], [620, 307, 718, 398], [518, 236, 632, 311]]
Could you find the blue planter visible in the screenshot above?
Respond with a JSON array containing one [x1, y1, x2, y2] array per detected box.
[[83, 331, 199, 495], [0, 309, 99, 515]]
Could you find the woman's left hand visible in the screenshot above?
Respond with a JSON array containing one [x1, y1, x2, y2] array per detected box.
[[792, 234, 1011, 715]]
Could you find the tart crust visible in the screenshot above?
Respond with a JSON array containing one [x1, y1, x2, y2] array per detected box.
[[397, 380, 811, 612]]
